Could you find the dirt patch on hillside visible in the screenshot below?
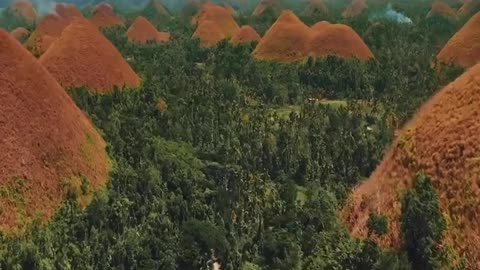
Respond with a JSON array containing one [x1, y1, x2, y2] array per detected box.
[[40, 18, 140, 93], [341, 64, 480, 268], [253, 10, 312, 63], [231, 25, 261, 44], [127, 16, 170, 44], [437, 12, 480, 67], [0, 29, 109, 232], [308, 23, 374, 60]]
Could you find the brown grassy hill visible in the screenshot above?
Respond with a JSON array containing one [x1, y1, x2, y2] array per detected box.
[[92, 2, 114, 13], [458, 0, 479, 16], [90, 3, 123, 29], [0, 29, 109, 232], [253, 10, 312, 63], [427, 1, 458, 18], [26, 15, 71, 56], [25, 5, 83, 57], [151, 0, 170, 16], [55, 3, 84, 19], [252, 0, 281, 16], [231, 25, 261, 44], [40, 18, 140, 93], [192, 2, 239, 38], [342, 0, 368, 18], [302, 0, 328, 16], [437, 12, 480, 67], [341, 64, 480, 268], [9, 1, 36, 23], [127, 16, 170, 44], [310, 20, 331, 32], [193, 20, 226, 47], [308, 23, 374, 60], [10, 27, 29, 41]]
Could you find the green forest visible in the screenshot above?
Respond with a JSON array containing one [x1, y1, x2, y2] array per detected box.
[[0, 1, 472, 269]]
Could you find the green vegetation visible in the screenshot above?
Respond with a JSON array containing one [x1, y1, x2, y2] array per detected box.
[[401, 172, 464, 270], [368, 213, 388, 236], [0, 2, 468, 269]]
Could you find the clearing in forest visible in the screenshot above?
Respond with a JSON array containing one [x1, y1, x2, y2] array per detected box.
[[342, 63, 480, 269], [437, 12, 480, 67], [40, 18, 140, 93], [0, 29, 109, 232]]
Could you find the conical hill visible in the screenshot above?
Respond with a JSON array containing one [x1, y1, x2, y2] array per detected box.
[[253, 10, 312, 63], [39, 18, 141, 93], [127, 16, 170, 44], [342, 64, 480, 267], [0, 29, 109, 231], [437, 12, 480, 67]]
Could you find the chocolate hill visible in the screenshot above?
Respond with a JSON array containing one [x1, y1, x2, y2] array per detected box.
[[90, 3, 123, 29], [458, 0, 479, 16], [192, 2, 240, 47], [253, 10, 312, 63], [193, 20, 226, 47], [302, 0, 328, 16], [252, 0, 281, 16], [342, 0, 368, 18], [55, 3, 83, 19], [26, 15, 70, 56], [341, 63, 480, 268], [0, 29, 109, 231], [192, 3, 239, 38], [39, 19, 140, 93], [231, 25, 261, 44], [150, 0, 170, 16], [127, 16, 170, 44], [10, 27, 29, 41], [308, 23, 374, 60], [9, 1, 36, 23], [310, 20, 331, 32], [26, 5, 83, 56], [437, 12, 480, 67], [427, 1, 457, 18]]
